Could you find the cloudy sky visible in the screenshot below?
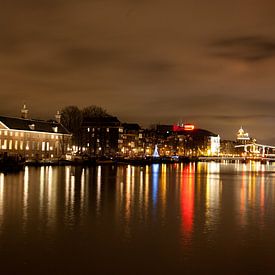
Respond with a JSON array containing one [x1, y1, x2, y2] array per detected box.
[[1, 0, 275, 142]]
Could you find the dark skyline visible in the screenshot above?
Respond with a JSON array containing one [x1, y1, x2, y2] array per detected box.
[[1, 1, 275, 142]]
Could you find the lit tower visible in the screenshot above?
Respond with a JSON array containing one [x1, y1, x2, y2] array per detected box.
[[236, 126, 250, 145]]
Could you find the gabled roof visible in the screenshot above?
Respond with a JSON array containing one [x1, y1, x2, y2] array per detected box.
[[0, 116, 70, 135]]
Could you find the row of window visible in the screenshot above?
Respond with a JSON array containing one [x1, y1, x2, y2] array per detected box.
[[0, 140, 58, 151], [87, 127, 124, 133], [0, 130, 60, 140]]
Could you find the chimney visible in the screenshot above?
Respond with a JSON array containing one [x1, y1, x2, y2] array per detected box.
[[21, 104, 28, 119], [55, 110, 61, 123]]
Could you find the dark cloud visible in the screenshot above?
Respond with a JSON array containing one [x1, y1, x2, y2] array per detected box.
[[1, 1, 275, 142], [211, 36, 275, 62]]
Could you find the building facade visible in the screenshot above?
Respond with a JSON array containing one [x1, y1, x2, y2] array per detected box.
[[81, 116, 123, 157], [120, 123, 144, 156], [0, 107, 71, 160]]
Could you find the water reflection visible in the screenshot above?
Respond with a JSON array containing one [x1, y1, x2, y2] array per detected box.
[[0, 173, 4, 231], [152, 164, 159, 208], [23, 166, 29, 230], [96, 166, 101, 215], [0, 162, 275, 268], [205, 162, 222, 230], [180, 163, 195, 243]]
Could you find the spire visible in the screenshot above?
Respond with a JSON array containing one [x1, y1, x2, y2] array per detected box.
[[21, 104, 28, 119]]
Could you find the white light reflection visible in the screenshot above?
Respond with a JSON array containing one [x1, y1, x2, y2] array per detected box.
[[96, 166, 101, 215], [65, 166, 71, 223], [80, 168, 85, 212], [152, 164, 160, 208]]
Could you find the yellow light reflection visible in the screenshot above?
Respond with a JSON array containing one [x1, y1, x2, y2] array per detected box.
[[96, 166, 101, 215], [0, 173, 4, 231], [205, 162, 221, 230], [160, 164, 167, 222], [22, 166, 29, 231]]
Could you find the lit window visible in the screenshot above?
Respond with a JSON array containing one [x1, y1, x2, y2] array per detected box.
[[20, 132, 24, 137], [10, 132, 13, 136], [20, 141, 23, 150], [2, 140, 7, 149], [87, 128, 90, 132], [46, 142, 50, 151], [56, 136, 58, 140], [26, 142, 29, 150], [4, 131, 7, 136], [52, 126, 58, 133], [42, 142, 45, 151], [15, 132, 18, 137], [51, 135, 54, 139], [15, 141, 18, 150], [9, 140, 12, 150], [107, 128, 109, 132]]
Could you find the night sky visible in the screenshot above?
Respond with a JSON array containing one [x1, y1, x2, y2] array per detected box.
[[1, 0, 275, 142]]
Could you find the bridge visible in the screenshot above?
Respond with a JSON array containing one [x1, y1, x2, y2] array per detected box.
[[235, 143, 275, 158], [198, 142, 275, 163]]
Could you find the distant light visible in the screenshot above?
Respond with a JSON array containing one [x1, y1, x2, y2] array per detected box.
[[173, 123, 195, 132], [184, 124, 195, 131]]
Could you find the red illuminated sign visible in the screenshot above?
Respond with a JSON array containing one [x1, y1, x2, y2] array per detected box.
[[173, 123, 195, 132]]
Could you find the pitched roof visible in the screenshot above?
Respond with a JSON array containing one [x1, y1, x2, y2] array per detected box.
[[0, 116, 70, 134]]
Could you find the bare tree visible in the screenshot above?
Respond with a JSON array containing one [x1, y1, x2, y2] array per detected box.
[[82, 105, 110, 119], [61, 106, 83, 152]]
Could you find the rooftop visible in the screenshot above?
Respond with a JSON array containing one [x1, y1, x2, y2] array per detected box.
[[0, 116, 70, 135]]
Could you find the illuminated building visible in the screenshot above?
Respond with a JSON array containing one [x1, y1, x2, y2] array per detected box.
[[143, 123, 219, 157], [0, 106, 71, 159], [82, 116, 123, 156], [237, 127, 251, 144], [120, 123, 144, 156], [236, 127, 255, 155], [210, 135, 220, 156]]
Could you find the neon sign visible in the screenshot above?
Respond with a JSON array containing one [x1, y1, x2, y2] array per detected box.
[[173, 123, 195, 132]]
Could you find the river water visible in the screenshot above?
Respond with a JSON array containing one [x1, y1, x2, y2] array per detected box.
[[0, 162, 275, 274]]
